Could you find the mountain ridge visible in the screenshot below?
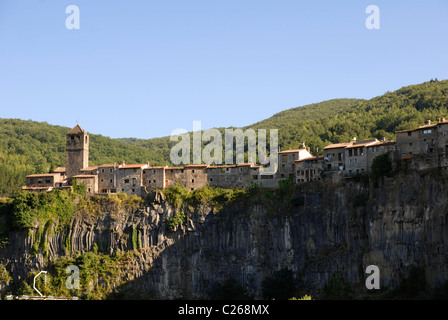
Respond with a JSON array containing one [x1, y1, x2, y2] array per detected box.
[[0, 79, 447, 193]]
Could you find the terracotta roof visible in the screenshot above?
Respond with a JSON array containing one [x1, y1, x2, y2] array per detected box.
[[80, 166, 99, 172], [119, 164, 148, 169], [295, 156, 324, 162], [323, 142, 353, 150], [26, 173, 60, 178], [72, 175, 97, 179], [184, 164, 209, 169], [236, 163, 254, 167], [345, 139, 380, 149], [278, 149, 306, 154], [67, 124, 86, 135], [207, 165, 236, 169], [52, 167, 66, 173], [165, 167, 184, 170], [98, 164, 118, 168]]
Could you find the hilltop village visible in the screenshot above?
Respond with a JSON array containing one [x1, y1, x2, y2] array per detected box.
[[22, 119, 448, 196]]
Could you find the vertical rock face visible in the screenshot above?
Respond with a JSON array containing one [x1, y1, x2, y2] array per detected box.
[[1, 171, 448, 299]]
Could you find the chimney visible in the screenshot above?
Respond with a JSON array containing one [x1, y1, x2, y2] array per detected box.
[[121, 160, 125, 166], [426, 120, 431, 125], [383, 137, 386, 142]]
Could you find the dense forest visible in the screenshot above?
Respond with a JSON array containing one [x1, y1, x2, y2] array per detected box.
[[0, 79, 447, 194]]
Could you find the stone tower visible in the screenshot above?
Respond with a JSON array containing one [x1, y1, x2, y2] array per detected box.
[[66, 124, 89, 179]]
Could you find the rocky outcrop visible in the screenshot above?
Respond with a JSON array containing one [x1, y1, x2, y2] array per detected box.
[[1, 170, 448, 299]]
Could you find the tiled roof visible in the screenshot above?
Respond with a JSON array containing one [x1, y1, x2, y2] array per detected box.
[[323, 142, 353, 150], [72, 174, 97, 178], [184, 164, 209, 169], [345, 139, 380, 148], [119, 164, 149, 169], [26, 173, 60, 178], [52, 167, 66, 173], [98, 164, 117, 168], [67, 124, 86, 135], [80, 166, 99, 172], [278, 149, 306, 154], [295, 156, 324, 162]]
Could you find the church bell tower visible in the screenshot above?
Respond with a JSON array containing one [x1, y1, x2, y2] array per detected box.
[[66, 124, 89, 179]]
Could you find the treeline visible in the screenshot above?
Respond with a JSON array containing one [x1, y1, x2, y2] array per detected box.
[[0, 119, 165, 194]]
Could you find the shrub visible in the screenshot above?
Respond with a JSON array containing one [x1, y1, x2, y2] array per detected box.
[[166, 211, 187, 231]]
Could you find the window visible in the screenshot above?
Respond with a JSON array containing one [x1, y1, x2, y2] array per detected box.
[[153, 179, 156, 183], [30, 179, 34, 184], [191, 179, 195, 183], [423, 129, 432, 134], [101, 169, 105, 173], [124, 179, 129, 183], [110, 179, 113, 183], [153, 169, 156, 174], [101, 189, 107, 193], [132, 189, 135, 192], [192, 170, 195, 173], [45, 179, 51, 184], [281, 154, 287, 163], [348, 149, 353, 157], [148, 180, 151, 184], [100, 179, 104, 182], [209, 178, 213, 182], [407, 132, 412, 136], [110, 169, 113, 173], [132, 178, 137, 185], [110, 189, 116, 193]]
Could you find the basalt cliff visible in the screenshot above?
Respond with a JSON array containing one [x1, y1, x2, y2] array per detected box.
[[1, 169, 448, 299]]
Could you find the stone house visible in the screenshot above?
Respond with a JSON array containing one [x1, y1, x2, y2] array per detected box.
[[323, 142, 353, 172], [72, 174, 98, 194], [207, 163, 258, 189], [143, 166, 168, 191], [97, 164, 121, 194], [23, 173, 66, 192], [295, 156, 324, 183], [396, 118, 448, 169], [277, 148, 313, 180], [116, 161, 149, 196], [344, 139, 380, 175]]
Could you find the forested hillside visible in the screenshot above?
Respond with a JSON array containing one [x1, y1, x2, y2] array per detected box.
[[0, 120, 166, 194], [0, 79, 447, 194]]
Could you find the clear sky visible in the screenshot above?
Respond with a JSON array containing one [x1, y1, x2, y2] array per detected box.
[[0, 0, 447, 139]]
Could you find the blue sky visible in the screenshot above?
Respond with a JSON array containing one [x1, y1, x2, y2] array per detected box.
[[0, 0, 447, 139]]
